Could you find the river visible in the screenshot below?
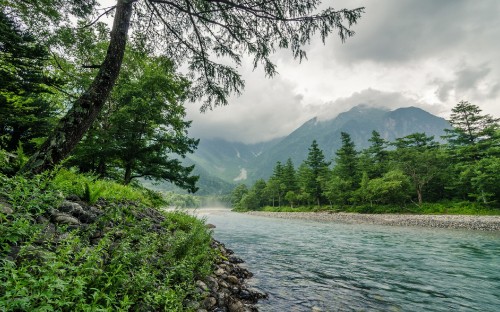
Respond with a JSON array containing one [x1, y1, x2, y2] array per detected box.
[[193, 208, 500, 312]]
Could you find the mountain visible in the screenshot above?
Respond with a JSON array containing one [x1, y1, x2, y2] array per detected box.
[[249, 105, 450, 180], [159, 105, 451, 194]]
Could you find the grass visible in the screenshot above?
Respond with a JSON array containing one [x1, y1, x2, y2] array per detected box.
[[0, 169, 215, 311]]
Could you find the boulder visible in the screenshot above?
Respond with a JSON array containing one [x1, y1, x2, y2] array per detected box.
[[52, 213, 80, 225]]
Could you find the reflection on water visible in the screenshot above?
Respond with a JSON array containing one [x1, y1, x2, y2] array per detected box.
[[185, 208, 500, 312]]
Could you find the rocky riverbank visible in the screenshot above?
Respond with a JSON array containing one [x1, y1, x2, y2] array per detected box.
[[191, 240, 267, 312], [1, 195, 266, 310], [246, 211, 500, 231]]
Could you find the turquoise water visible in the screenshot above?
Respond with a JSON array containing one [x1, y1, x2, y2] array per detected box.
[[199, 208, 500, 312]]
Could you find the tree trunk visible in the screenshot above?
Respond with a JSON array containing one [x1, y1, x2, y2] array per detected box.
[[124, 164, 132, 185], [21, 0, 134, 175], [417, 188, 423, 205]]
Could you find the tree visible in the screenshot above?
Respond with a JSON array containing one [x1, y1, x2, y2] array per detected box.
[[333, 132, 360, 184], [391, 133, 443, 205], [230, 183, 248, 208], [282, 158, 298, 194], [443, 101, 500, 202], [365, 170, 411, 205], [304, 140, 330, 206], [71, 53, 199, 191], [361, 130, 389, 178], [251, 179, 267, 208], [0, 10, 61, 155], [265, 161, 286, 207], [444, 100, 500, 149], [13, 0, 364, 174]]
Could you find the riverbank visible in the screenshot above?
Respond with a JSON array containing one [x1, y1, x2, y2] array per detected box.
[[0, 170, 266, 311], [246, 211, 500, 231]]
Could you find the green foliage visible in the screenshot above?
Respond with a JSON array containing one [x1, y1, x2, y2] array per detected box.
[[70, 51, 199, 192], [231, 101, 500, 213], [50, 169, 167, 207], [0, 10, 61, 156], [0, 170, 215, 311]]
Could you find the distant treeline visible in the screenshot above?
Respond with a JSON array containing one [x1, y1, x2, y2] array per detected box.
[[231, 101, 500, 211]]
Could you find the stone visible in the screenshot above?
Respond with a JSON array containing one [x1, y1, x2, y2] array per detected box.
[[206, 223, 216, 229], [227, 275, 239, 285], [202, 297, 217, 309], [219, 279, 229, 289], [53, 213, 80, 225], [228, 300, 245, 312], [238, 289, 252, 301], [215, 268, 225, 276], [196, 280, 209, 290], [0, 200, 13, 214], [228, 256, 244, 264], [205, 276, 219, 291]]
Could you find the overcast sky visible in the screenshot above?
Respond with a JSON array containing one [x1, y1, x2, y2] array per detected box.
[[98, 1, 500, 144], [178, 0, 500, 143]]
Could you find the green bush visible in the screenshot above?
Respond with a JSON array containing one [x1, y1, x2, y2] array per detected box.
[[1, 170, 215, 311], [50, 169, 167, 207]]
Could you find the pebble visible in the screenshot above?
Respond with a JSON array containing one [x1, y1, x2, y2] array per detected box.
[[247, 211, 500, 231]]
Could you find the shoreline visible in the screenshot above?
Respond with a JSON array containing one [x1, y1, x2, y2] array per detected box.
[[246, 211, 500, 231]]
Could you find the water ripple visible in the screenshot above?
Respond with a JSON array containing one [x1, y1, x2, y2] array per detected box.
[[201, 209, 500, 312]]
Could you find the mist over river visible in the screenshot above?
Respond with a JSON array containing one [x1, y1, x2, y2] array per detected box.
[[190, 208, 500, 312]]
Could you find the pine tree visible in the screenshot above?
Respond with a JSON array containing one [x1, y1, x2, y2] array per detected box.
[[304, 140, 331, 206]]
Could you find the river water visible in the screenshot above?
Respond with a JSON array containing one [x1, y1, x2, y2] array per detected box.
[[193, 208, 500, 312]]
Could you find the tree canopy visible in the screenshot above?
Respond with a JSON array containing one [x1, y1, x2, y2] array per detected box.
[[4, 0, 364, 174]]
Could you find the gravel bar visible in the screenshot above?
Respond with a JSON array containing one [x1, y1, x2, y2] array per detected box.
[[246, 211, 500, 231]]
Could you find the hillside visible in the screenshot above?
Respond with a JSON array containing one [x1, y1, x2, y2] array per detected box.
[[173, 105, 450, 193]]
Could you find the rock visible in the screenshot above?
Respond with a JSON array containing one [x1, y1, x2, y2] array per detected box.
[[53, 213, 80, 225], [65, 194, 81, 202], [227, 275, 239, 285], [312, 306, 322, 312], [58, 200, 102, 223], [238, 289, 252, 300], [0, 199, 13, 214], [219, 280, 229, 289], [202, 297, 217, 309], [228, 299, 245, 312], [215, 268, 225, 276], [205, 276, 219, 292], [36, 215, 49, 224], [196, 280, 209, 290], [206, 223, 216, 229], [228, 256, 244, 264]]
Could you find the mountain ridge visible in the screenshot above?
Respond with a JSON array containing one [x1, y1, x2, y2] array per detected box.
[[182, 105, 451, 193]]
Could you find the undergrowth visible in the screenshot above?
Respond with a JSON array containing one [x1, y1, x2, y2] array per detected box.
[[0, 169, 215, 311]]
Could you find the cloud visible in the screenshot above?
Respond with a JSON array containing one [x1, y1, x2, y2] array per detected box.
[[317, 89, 446, 121], [185, 63, 314, 144], [328, 0, 500, 64], [181, 0, 500, 144], [434, 63, 498, 102]]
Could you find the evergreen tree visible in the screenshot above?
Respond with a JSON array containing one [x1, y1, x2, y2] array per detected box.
[[334, 132, 360, 184], [265, 161, 286, 206], [362, 130, 389, 178], [0, 10, 60, 155], [282, 158, 298, 195], [443, 101, 500, 201], [304, 140, 331, 206]]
